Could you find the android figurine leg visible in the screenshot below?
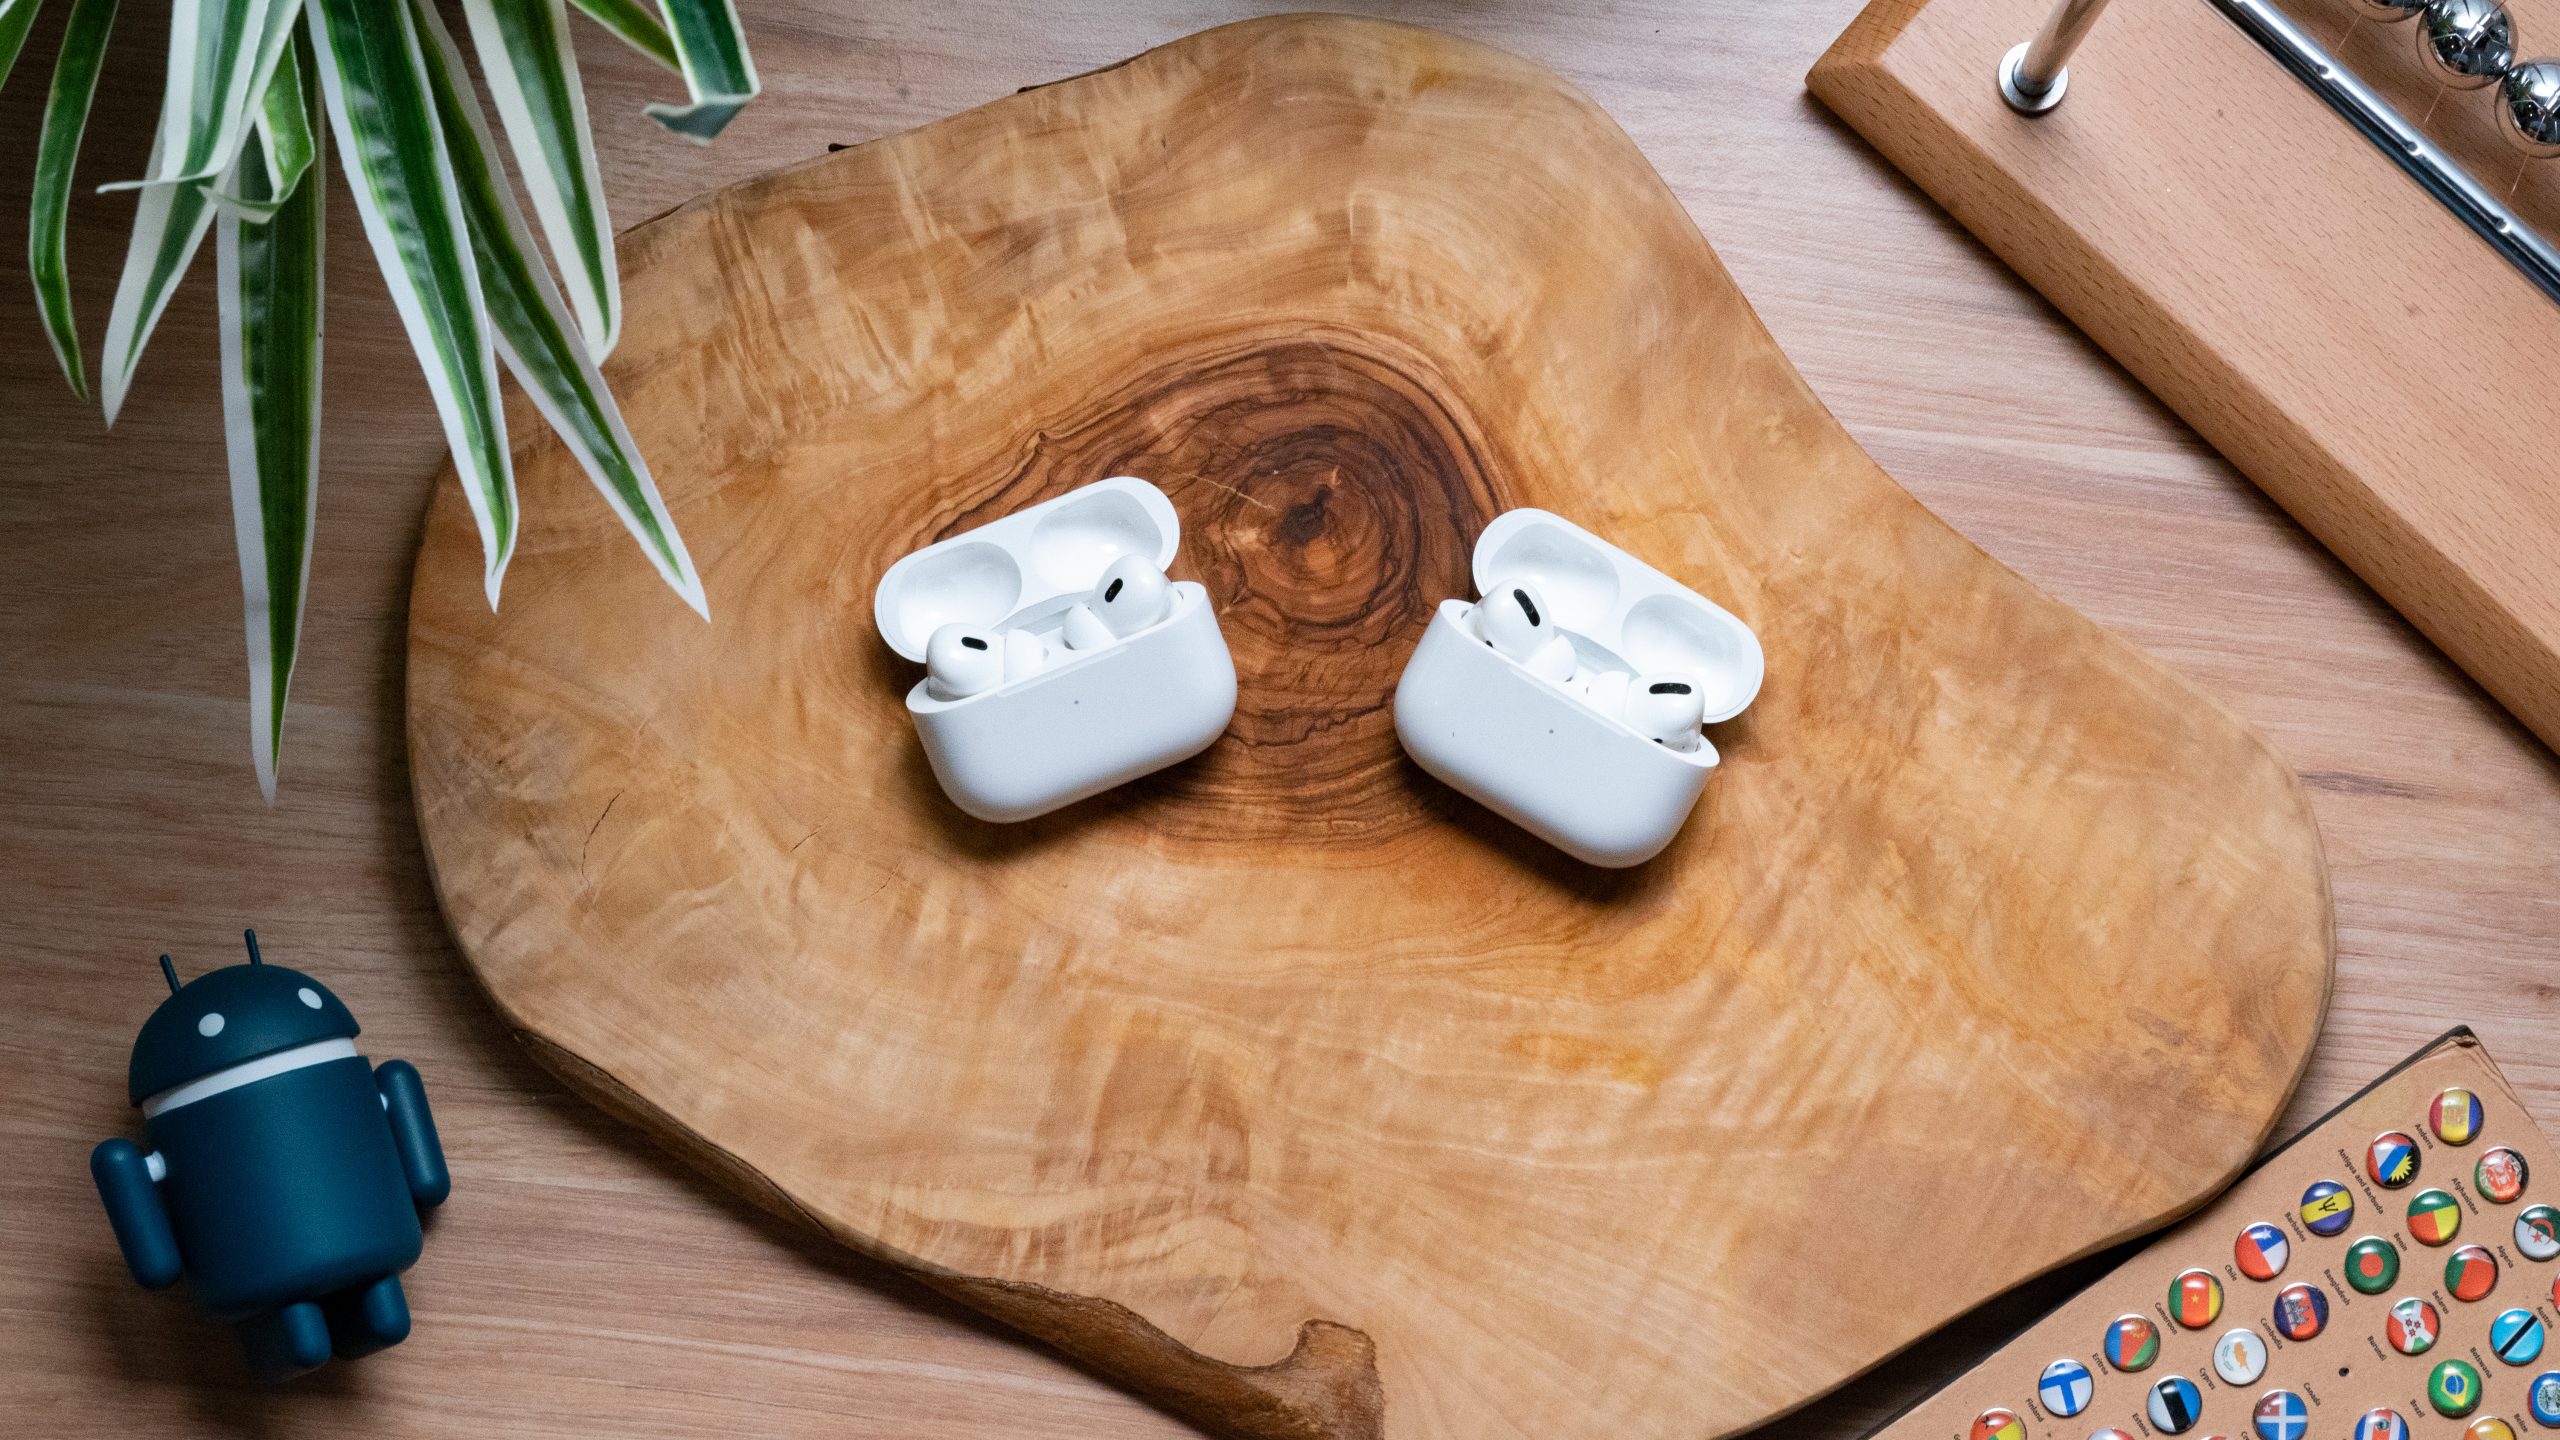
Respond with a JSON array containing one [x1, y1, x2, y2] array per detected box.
[[239, 1301, 332, 1382], [322, 1274, 411, 1359]]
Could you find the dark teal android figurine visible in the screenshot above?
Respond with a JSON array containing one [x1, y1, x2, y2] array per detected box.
[[90, 931, 449, 1381]]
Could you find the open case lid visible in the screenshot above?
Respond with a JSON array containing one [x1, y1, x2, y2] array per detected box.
[[1471, 508, 1764, 722], [872, 477, 1183, 661]]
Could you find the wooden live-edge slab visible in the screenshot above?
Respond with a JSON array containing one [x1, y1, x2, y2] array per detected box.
[[1809, 0, 2560, 754], [408, 16, 2333, 1440]]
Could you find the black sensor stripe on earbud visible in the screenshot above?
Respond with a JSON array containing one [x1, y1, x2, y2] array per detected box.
[[1512, 588, 1540, 626], [1649, 681, 1691, 695], [961, 635, 989, 650], [1104, 579, 1124, 603]]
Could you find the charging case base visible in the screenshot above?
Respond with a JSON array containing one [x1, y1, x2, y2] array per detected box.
[[1394, 604, 1713, 867], [909, 592, 1236, 822]]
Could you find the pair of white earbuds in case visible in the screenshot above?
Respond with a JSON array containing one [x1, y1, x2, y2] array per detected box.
[[922, 554, 1171, 700], [1473, 579, 1707, 752]]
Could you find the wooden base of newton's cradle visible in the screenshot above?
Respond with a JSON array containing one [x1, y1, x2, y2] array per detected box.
[[1811, 0, 2560, 752]]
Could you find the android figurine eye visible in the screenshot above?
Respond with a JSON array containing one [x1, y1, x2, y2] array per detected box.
[[90, 931, 450, 1381]]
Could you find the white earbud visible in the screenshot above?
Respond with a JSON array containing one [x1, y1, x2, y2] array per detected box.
[[1003, 627, 1050, 682], [1622, 672, 1706, 751], [1578, 668, 1631, 716], [1063, 554, 1172, 651], [925, 623, 1006, 699], [1472, 580, 1577, 683]]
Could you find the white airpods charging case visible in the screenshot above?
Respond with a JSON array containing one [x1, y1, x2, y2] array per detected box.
[[872, 477, 1237, 822], [1393, 509, 1763, 867]]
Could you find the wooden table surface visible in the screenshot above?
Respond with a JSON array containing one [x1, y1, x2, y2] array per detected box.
[[3, 3, 2554, 1436]]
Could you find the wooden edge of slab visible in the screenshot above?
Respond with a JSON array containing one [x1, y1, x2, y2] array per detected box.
[[513, 1031, 1386, 1440]]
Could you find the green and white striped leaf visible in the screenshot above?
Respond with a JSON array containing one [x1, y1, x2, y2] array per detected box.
[[99, 132, 221, 423], [29, 0, 116, 398], [0, 0, 45, 95], [461, 0, 619, 357], [255, 36, 316, 192], [106, 0, 300, 191], [645, 0, 756, 143], [204, 36, 316, 223], [309, 0, 517, 605], [566, 0, 676, 72], [416, 0, 705, 617], [215, 33, 325, 803]]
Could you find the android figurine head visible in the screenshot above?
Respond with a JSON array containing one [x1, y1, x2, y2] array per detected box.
[[128, 933, 361, 1112]]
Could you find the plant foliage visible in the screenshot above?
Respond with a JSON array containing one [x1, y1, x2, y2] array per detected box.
[[13, 0, 754, 799]]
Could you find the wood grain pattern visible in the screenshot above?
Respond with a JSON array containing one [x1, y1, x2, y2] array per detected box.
[[1808, 0, 2560, 754], [9, 5, 2560, 1439], [404, 17, 2331, 1440]]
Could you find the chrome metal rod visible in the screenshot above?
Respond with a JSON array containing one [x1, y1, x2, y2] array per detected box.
[[2001, 0, 2117, 114], [2208, 0, 2560, 310], [2019, 0, 2115, 93]]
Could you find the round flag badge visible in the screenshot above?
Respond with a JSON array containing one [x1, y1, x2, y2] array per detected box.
[[2530, 1370, 2560, 1428], [2479, 1146, 2531, 1204], [2431, 1357, 2485, 1417], [2090, 1431, 2135, 1440], [2519, 1204, 2560, 1261], [2216, 1326, 2270, 1385], [2345, 1235, 2402, 1294], [2369, 1131, 2422, 1189], [2171, 1268, 2226, 1328], [2237, 1221, 2292, 1280], [2256, 1388, 2312, 1440], [2387, 1296, 2442, 1355], [2150, 1376, 2204, 1435], [1970, 1407, 2025, 1440], [2273, 1282, 2329, 1341], [2449, 1244, 2503, 1302], [2410, 1188, 2466, 1246], [2106, 1313, 2162, 1372], [2473, 1418, 2521, 1440], [2355, 1407, 2411, 1440], [2302, 1179, 2356, 1236], [2433, 1087, 2487, 1145], [2495, 1307, 2549, 1366], [2040, 1358, 2095, 1418]]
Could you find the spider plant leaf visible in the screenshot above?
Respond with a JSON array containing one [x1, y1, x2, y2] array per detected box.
[[29, 0, 116, 398], [416, 0, 705, 617], [105, 0, 301, 191], [204, 31, 316, 223], [215, 50, 325, 803], [565, 0, 676, 73], [0, 0, 45, 96], [308, 0, 516, 605], [644, 0, 756, 143], [256, 35, 316, 192], [460, 0, 619, 357], [99, 132, 220, 424]]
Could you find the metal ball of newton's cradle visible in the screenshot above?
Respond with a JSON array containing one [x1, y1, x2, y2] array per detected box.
[[2417, 0, 2518, 90], [2501, 60, 2560, 158]]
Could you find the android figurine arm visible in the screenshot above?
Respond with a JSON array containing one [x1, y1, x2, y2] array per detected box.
[[90, 1138, 182, 1289], [376, 1060, 449, 1208]]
